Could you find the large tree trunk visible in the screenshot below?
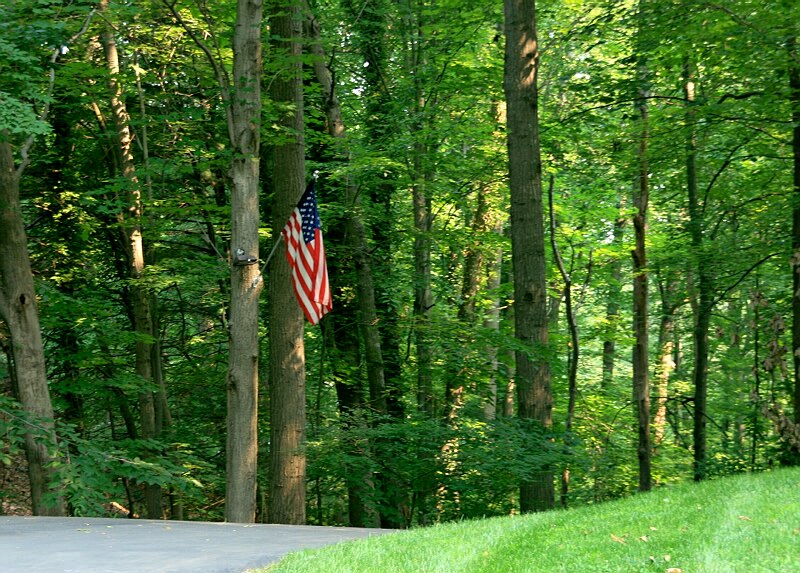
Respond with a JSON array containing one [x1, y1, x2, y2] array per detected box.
[[223, 0, 264, 523], [504, 0, 554, 512], [631, 18, 652, 492], [0, 141, 66, 516], [268, 1, 307, 525]]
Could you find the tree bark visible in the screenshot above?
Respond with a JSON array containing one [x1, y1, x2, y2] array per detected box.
[[413, 146, 435, 418], [341, 0, 404, 420], [789, 36, 800, 428], [0, 140, 66, 516], [268, 0, 307, 525], [224, 0, 264, 523], [306, 6, 397, 526], [482, 235, 504, 421], [305, 15, 387, 416], [548, 176, 578, 507], [503, 0, 554, 512], [445, 185, 492, 420], [602, 203, 625, 390], [683, 57, 712, 482], [631, 16, 652, 492], [405, 5, 435, 418], [654, 278, 678, 449], [99, 0, 162, 516]]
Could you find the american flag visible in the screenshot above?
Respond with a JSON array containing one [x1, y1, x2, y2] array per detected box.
[[281, 180, 332, 325]]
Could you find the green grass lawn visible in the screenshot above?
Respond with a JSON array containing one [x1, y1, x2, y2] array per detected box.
[[262, 468, 800, 573]]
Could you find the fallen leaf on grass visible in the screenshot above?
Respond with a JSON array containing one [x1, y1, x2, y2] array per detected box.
[[738, 515, 752, 521], [611, 533, 626, 544], [638, 535, 649, 542], [666, 569, 683, 573]]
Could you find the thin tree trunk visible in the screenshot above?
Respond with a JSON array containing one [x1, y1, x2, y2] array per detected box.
[[342, 0, 404, 420], [407, 7, 435, 417], [413, 166, 435, 417], [483, 236, 504, 420], [306, 6, 398, 526], [99, 0, 161, 516], [327, 323, 373, 527], [305, 21, 387, 415], [602, 203, 625, 390], [0, 141, 66, 516], [631, 17, 652, 492], [789, 36, 800, 429], [268, 0, 307, 525], [548, 176, 578, 507], [445, 185, 492, 419], [683, 57, 712, 482], [654, 278, 678, 449], [504, 0, 554, 512], [134, 58, 172, 442]]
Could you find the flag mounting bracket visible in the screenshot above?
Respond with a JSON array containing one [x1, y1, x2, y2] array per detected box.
[[233, 248, 258, 266]]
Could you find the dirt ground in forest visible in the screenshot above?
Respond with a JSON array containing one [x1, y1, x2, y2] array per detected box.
[[0, 451, 31, 516]]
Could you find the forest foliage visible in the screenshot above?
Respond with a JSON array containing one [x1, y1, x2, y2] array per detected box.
[[1, 0, 799, 525]]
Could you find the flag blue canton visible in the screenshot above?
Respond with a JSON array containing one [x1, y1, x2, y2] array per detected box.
[[299, 190, 321, 244]]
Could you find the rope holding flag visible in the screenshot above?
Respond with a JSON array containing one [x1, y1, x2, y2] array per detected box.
[[281, 180, 332, 325]]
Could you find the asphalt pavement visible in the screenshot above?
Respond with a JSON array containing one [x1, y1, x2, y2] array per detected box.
[[0, 516, 392, 573]]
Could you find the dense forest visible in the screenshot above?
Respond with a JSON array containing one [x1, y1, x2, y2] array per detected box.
[[1, 0, 799, 527]]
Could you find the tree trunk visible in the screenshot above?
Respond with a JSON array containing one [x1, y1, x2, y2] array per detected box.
[[684, 57, 712, 482], [0, 141, 66, 516], [223, 0, 264, 523], [306, 14, 387, 416], [341, 0, 404, 420], [445, 185, 491, 420], [483, 235, 504, 421], [306, 6, 400, 526], [407, 8, 435, 418], [631, 21, 652, 492], [99, 0, 162, 517], [602, 203, 625, 390], [327, 322, 373, 527], [654, 278, 678, 449], [413, 160, 435, 418], [268, 1, 307, 525], [548, 176, 578, 507], [503, 0, 554, 512], [789, 36, 800, 428]]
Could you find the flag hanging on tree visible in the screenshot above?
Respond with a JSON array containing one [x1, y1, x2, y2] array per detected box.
[[282, 180, 332, 325]]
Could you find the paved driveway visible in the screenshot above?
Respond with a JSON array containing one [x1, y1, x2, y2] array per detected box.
[[0, 516, 392, 573]]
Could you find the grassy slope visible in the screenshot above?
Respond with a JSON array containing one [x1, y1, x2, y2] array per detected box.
[[263, 468, 800, 573]]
